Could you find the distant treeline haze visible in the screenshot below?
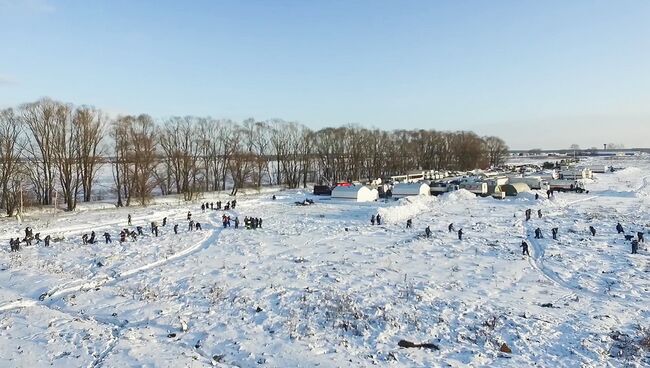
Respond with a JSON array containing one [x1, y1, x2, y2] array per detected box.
[[0, 98, 508, 213]]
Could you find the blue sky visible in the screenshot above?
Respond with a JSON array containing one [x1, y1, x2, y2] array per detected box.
[[1, 0, 649, 149]]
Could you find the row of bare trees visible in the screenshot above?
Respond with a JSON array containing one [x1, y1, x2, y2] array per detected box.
[[0, 98, 509, 214]]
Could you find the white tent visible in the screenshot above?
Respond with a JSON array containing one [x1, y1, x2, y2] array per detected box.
[[331, 185, 379, 202], [392, 183, 430, 199]]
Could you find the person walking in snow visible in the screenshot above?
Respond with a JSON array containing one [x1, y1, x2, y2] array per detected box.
[[162, 217, 167, 227], [234, 217, 239, 229], [521, 241, 530, 256], [187, 211, 192, 221], [551, 227, 558, 240], [119, 231, 127, 243], [525, 209, 531, 221], [631, 239, 639, 254], [232, 199, 237, 209], [457, 229, 463, 241], [128, 214, 132, 225], [406, 219, 412, 229], [82, 233, 88, 244], [425, 226, 431, 238], [589, 226, 596, 237], [104, 232, 112, 243], [34, 233, 41, 244], [535, 193, 539, 200], [638, 231, 645, 243], [153, 225, 159, 237], [201, 203, 205, 213], [534, 228, 542, 239], [376, 214, 382, 225], [174, 224, 179, 234], [137, 226, 143, 236], [44, 235, 51, 247], [272, 195, 276, 200], [371, 215, 376, 226], [89, 231, 96, 244], [616, 223, 624, 234], [448, 223, 454, 232], [189, 220, 195, 231], [546, 190, 551, 199], [210, 202, 214, 210], [195, 222, 202, 231], [258, 218, 263, 228], [537, 209, 542, 219]]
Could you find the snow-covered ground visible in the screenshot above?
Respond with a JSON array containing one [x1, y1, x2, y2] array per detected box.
[[1, 156, 649, 367]]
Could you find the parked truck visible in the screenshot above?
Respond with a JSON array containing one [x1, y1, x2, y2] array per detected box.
[[548, 179, 586, 193]]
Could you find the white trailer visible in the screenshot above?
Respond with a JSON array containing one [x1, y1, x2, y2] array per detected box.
[[507, 176, 550, 190], [430, 182, 459, 196], [459, 182, 489, 196]]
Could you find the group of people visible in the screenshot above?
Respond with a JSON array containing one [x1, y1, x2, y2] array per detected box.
[[370, 214, 382, 225], [520, 210, 646, 256], [244, 216, 263, 229], [8, 227, 51, 252], [201, 200, 236, 213], [524, 208, 543, 221]]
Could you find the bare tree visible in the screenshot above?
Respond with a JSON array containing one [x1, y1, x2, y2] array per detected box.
[[483, 136, 509, 167], [0, 108, 25, 216], [21, 99, 58, 205], [74, 106, 106, 202], [51, 102, 82, 210]]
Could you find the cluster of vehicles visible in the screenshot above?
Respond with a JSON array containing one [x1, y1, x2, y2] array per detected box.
[[313, 163, 603, 198]]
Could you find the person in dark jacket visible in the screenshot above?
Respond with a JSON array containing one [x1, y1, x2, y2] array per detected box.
[[406, 219, 412, 229], [371, 215, 375, 225], [534, 228, 542, 239], [195, 222, 202, 231], [537, 209, 543, 219], [44, 235, 51, 247], [631, 240, 639, 254], [376, 214, 382, 225], [234, 217, 239, 229], [162, 217, 167, 227], [137, 226, 144, 236], [425, 226, 431, 238], [589, 226, 596, 236], [189, 220, 195, 231], [128, 214, 132, 225], [551, 227, 558, 240], [448, 223, 454, 232], [173, 224, 179, 234], [201, 203, 205, 213], [638, 231, 645, 243], [82, 233, 88, 244], [616, 223, 624, 234], [520, 241, 530, 256], [88, 231, 96, 244], [458, 229, 463, 241], [103, 232, 112, 243]]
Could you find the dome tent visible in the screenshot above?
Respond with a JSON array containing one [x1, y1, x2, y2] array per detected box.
[[331, 185, 379, 202]]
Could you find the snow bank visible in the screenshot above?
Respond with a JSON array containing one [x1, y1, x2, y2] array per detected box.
[[377, 195, 438, 223], [439, 188, 476, 202]]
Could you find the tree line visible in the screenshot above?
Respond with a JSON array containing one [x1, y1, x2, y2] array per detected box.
[[0, 98, 509, 214]]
